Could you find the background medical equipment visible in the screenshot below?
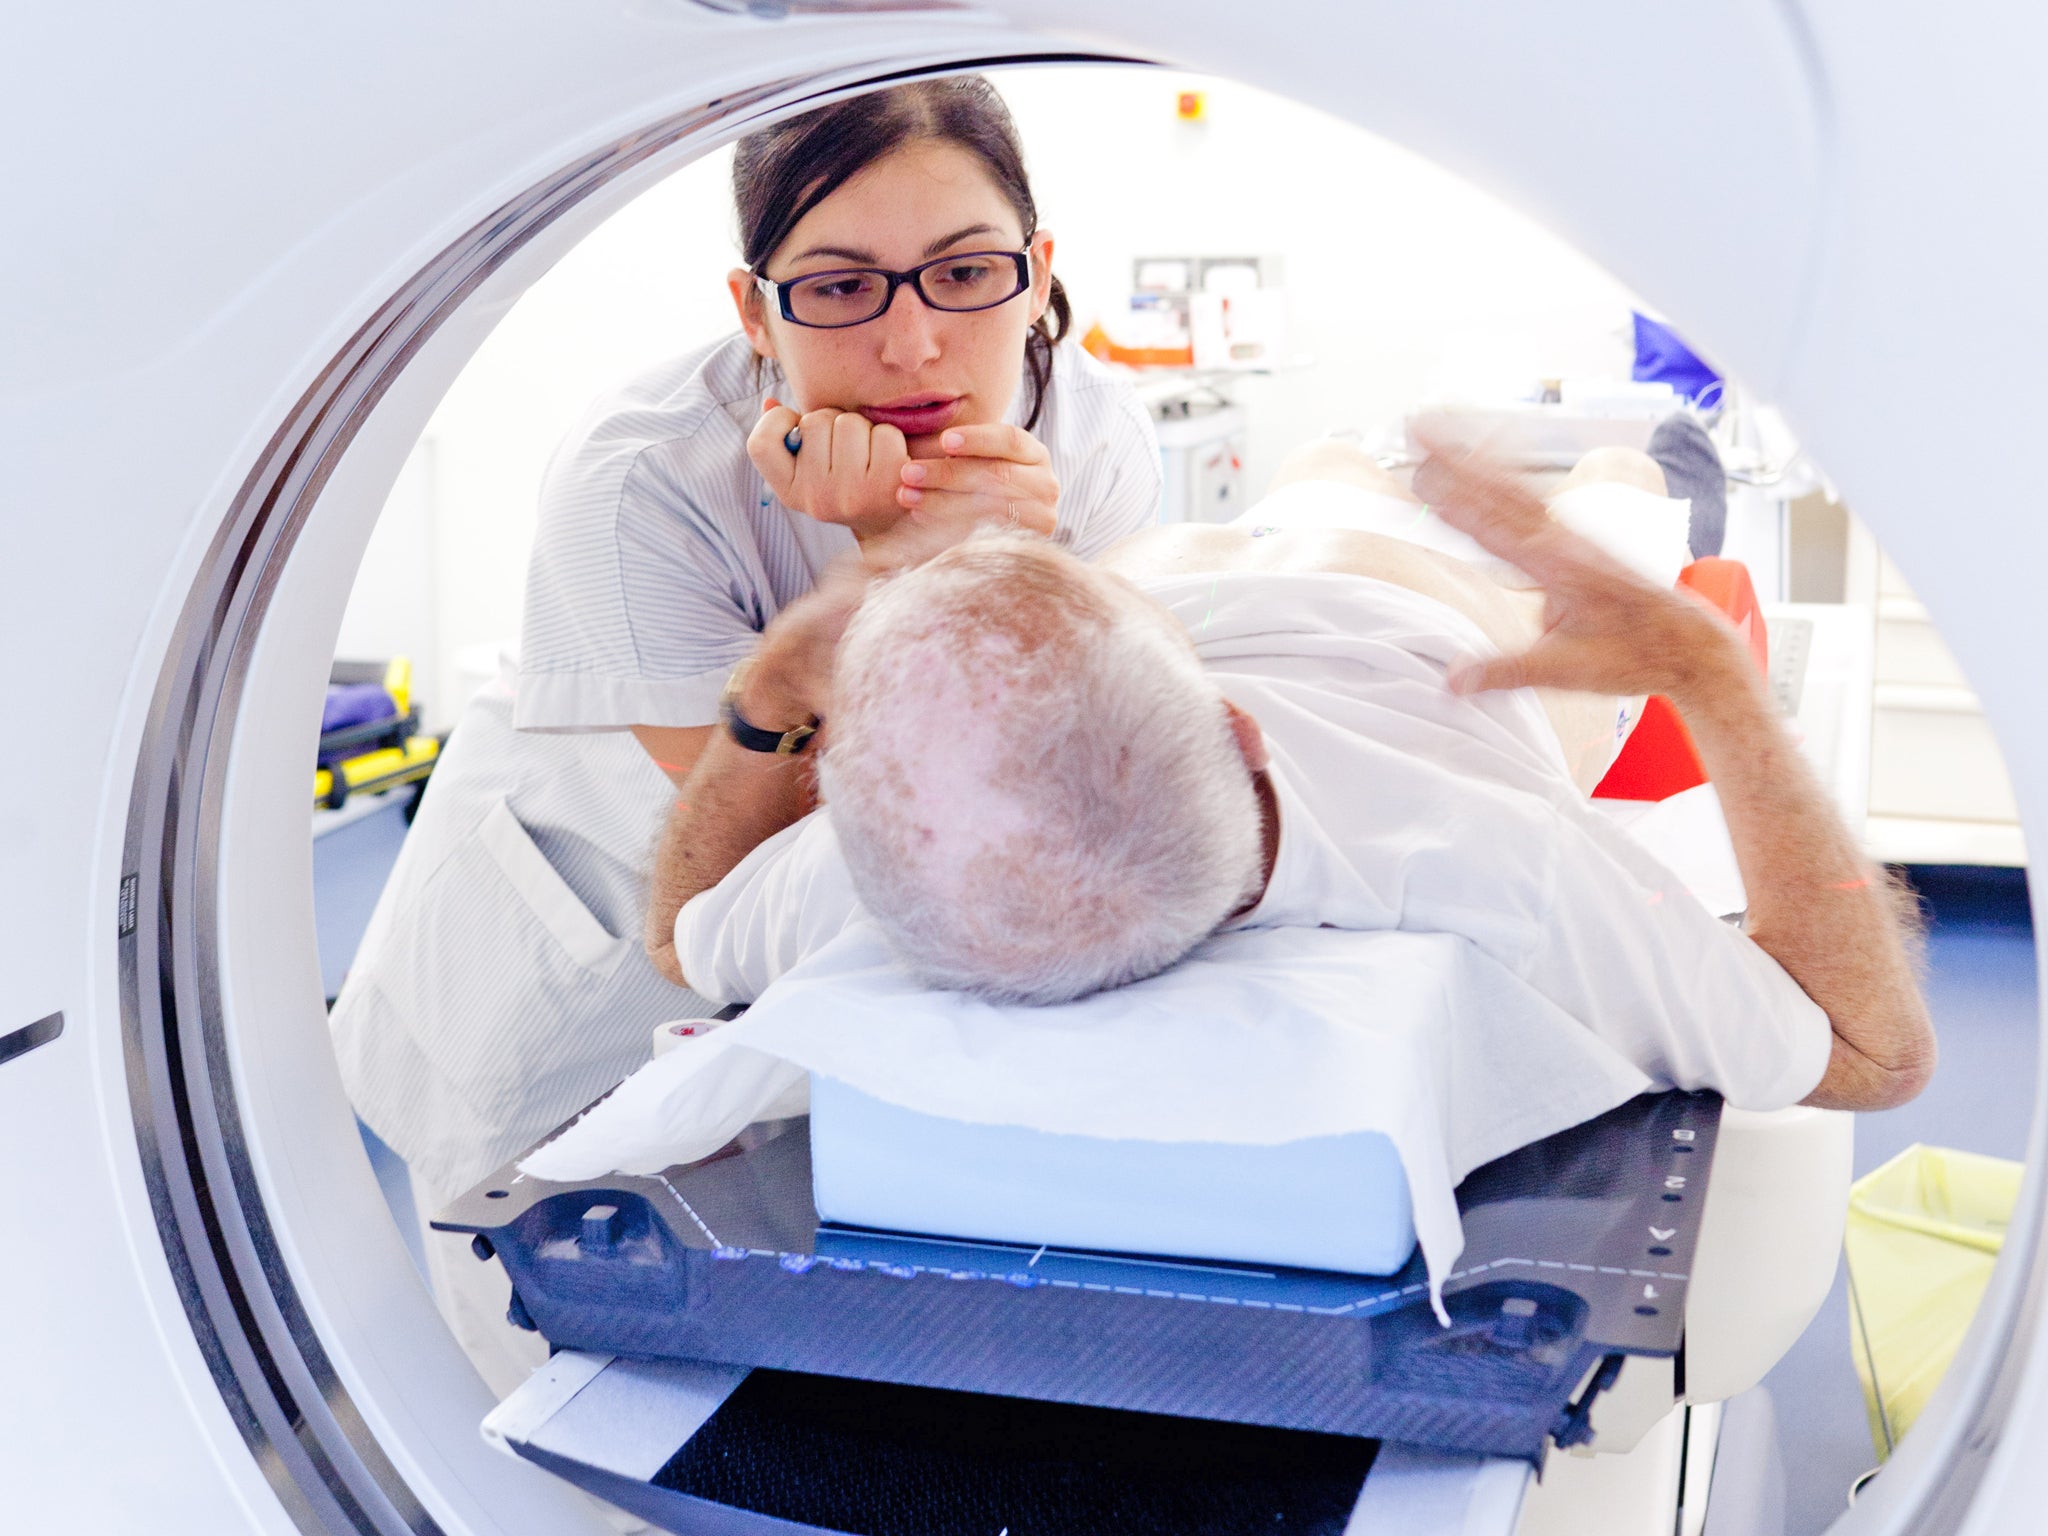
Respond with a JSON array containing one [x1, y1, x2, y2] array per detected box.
[[1631, 312, 1725, 410], [1083, 252, 1292, 523], [1855, 549, 2026, 867], [1149, 387, 1249, 523], [1087, 253, 1291, 524], [315, 658, 440, 810], [8, 4, 2048, 1536], [1088, 254, 1290, 372], [309, 658, 439, 999]]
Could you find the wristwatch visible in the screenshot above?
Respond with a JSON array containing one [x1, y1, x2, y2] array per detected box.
[[718, 658, 817, 755]]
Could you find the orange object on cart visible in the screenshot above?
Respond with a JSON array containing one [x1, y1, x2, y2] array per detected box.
[[1591, 557, 1769, 803]]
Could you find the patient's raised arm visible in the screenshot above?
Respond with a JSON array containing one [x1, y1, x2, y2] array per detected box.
[[1413, 441, 1936, 1112]]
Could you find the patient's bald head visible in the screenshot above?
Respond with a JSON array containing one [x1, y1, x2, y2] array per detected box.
[[820, 533, 1265, 1005]]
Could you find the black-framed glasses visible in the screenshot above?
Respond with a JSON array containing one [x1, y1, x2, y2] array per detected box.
[[754, 248, 1033, 329]]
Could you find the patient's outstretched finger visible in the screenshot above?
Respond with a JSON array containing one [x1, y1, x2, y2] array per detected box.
[[1448, 649, 1537, 697]]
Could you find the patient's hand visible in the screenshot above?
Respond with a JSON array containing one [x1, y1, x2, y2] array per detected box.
[[1417, 435, 1936, 1114], [1411, 439, 1750, 708]]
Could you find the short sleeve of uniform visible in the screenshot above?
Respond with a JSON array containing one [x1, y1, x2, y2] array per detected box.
[[1042, 345, 1162, 559], [516, 341, 783, 732]]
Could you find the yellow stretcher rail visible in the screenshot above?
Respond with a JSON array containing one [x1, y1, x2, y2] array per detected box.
[[315, 735, 440, 809], [315, 654, 440, 809]]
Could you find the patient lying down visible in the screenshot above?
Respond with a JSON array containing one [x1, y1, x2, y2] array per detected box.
[[645, 441, 1935, 1116]]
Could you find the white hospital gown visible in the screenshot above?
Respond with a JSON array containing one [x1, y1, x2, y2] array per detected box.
[[676, 569, 1832, 1113]]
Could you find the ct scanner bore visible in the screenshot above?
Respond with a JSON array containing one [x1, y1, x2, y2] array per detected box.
[[6, 3, 2048, 1534]]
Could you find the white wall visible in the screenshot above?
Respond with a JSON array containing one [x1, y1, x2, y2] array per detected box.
[[341, 65, 1643, 730], [335, 139, 746, 728], [1001, 67, 1639, 488]]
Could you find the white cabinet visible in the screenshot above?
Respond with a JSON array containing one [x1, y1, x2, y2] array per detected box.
[[1152, 401, 1249, 525], [1852, 533, 2025, 866]]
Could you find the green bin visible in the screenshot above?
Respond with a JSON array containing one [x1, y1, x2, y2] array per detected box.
[[1845, 1143, 2020, 1458]]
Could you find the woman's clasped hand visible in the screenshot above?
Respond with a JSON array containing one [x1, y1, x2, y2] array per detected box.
[[748, 396, 1058, 545]]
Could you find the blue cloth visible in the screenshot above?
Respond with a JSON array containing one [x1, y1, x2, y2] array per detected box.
[[1633, 312, 1724, 410], [320, 683, 398, 766]]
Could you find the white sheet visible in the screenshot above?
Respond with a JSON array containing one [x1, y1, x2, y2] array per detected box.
[[522, 920, 1656, 1316], [1593, 782, 1747, 919]]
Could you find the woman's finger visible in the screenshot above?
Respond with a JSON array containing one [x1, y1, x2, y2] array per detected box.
[[898, 454, 1054, 496], [746, 402, 803, 499], [797, 408, 842, 475], [830, 409, 874, 474], [934, 421, 1052, 466], [895, 484, 1058, 537], [762, 396, 802, 454], [866, 422, 910, 479]]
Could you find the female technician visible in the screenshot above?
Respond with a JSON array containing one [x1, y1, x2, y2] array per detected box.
[[522, 74, 1159, 779], [330, 77, 1162, 1398]]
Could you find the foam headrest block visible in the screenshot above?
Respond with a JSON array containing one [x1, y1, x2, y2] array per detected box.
[[1592, 559, 1767, 803]]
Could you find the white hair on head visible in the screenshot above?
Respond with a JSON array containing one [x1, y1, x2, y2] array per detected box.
[[819, 531, 1265, 1005]]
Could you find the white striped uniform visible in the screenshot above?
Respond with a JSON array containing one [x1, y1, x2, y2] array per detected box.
[[330, 333, 1161, 1205]]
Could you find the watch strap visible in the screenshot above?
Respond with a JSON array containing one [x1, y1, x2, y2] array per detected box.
[[719, 659, 817, 755]]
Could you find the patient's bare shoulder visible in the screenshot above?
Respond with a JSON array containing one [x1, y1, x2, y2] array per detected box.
[[1097, 521, 1436, 580], [1093, 522, 1253, 582]]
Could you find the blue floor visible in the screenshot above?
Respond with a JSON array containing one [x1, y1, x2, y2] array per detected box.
[[1762, 866, 2037, 1535]]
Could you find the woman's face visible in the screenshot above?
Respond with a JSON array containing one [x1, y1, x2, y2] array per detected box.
[[730, 138, 1056, 452]]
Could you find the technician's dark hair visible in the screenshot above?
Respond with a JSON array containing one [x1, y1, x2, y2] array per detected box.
[[733, 75, 1071, 431]]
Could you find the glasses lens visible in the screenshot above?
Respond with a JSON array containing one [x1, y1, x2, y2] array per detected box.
[[918, 253, 1026, 312], [785, 270, 890, 326]]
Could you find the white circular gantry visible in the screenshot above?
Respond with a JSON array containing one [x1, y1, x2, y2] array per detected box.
[[3, 3, 2046, 1533]]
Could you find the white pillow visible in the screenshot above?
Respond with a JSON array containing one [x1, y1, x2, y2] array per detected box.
[[524, 920, 1656, 1317]]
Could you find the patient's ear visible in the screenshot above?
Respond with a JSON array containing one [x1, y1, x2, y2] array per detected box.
[[1222, 700, 1268, 773]]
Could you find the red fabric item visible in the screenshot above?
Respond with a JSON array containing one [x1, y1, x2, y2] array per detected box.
[[1590, 558, 1767, 802]]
